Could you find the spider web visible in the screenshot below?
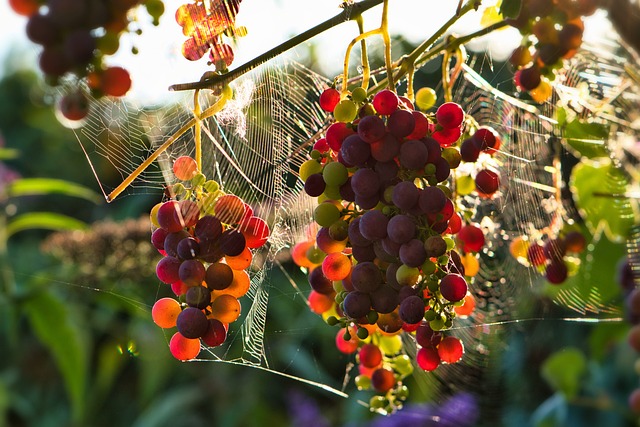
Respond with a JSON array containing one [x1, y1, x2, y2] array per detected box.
[[71, 13, 640, 424]]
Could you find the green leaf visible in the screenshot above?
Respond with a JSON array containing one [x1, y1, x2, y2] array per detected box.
[[563, 120, 609, 159], [6, 212, 87, 238], [555, 107, 567, 127], [23, 290, 88, 422], [5, 178, 101, 203], [570, 160, 637, 242], [499, 0, 522, 18], [0, 147, 19, 160], [531, 394, 568, 427], [541, 347, 586, 399]]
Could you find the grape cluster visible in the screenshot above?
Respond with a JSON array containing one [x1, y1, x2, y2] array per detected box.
[[506, 0, 597, 102], [510, 229, 586, 284], [11, 0, 165, 121], [457, 126, 502, 198], [293, 86, 483, 412], [176, 0, 244, 70], [150, 155, 269, 361]]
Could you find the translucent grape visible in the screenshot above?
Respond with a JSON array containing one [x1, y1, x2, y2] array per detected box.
[[225, 247, 252, 270], [334, 99, 358, 122], [406, 111, 429, 140], [325, 122, 355, 151], [308, 290, 335, 314], [239, 216, 269, 248], [432, 126, 462, 147], [201, 319, 227, 347], [438, 336, 464, 364], [157, 201, 185, 232], [205, 262, 234, 290], [152, 297, 182, 328], [456, 174, 476, 195], [527, 242, 547, 266], [173, 156, 198, 181], [454, 292, 476, 317], [319, 87, 340, 112], [322, 252, 352, 281], [415, 87, 437, 111], [314, 202, 341, 227], [316, 226, 347, 254], [457, 224, 485, 253], [396, 264, 420, 286], [359, 343, 383, 368], [214, 269, 250, 299], [169, 332, 201, 361], [436, 102, 464, 129], [299, 159, 323, 182], [372, 89, 399, 115], [371, 368, 396, 393], [210, 294, 241, 323], [335, 327, 359, 354], [473, 127, 499, 151], [151, 228, 169, 253], [440, 273, 468, 302], [214, 194, 245, 225]]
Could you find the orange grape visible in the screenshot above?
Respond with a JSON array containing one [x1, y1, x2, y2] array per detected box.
[[210, 294, 241, 323], [212, 268, 250, 299], [9, 0, 40, 16], [225, 246, 252, 270], [169, 332, 200, 361], [173, 156, 198, 181], [454, 292, 476, 318], [291, 240, 316, 268], [321, 252, 351, 281], [308, 290, 335, 314], [214, 194, 245, 224], [152, 297, 182, 328]]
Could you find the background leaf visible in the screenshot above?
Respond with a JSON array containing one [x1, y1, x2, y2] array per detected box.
[[6, 212, 87, 237], [541, 347, 587, 399], [563, 120, 609, 159], [5, 178, 101, 203]]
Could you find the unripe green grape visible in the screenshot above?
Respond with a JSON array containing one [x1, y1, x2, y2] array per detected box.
[[322, 161, 348, 187], [424, 310, 437, 321], [396, 385, 410, 400], [314, 202, 341, 227], [421, 259, 436, 275], [565, 256, 580, 276], [172, 182, 186, 196], [378, 334, 402, 355], [444, 318, 453, 329], [204, 180, 219, 193], [369, 396, 387, 410], [306, 246, 326, 264], [429, 317, 445, 331], [383, 186, 394, 203], [357, 327, 369, 339], [323, 184, 342, 201], [424, 163, 436, 175], [366, 310, 379, 324], [300, 159, 323, 182], [355, 374, 372, 390], [351, 87, 368, 103], [442, 147, 461, 169], [310, 149, 322, 160], [437, 255, 450, 265], [191, 172, 206, 187], [415, 87, 437, 111], [456, 175, 475, 195], [393, 355, 414, 376], [334, 100, 358, 123], [396, 264, 421, 286], [326, 315, 339, 326], [443, 236, 455, 251]]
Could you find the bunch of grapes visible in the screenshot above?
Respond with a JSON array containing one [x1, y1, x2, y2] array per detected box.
[[506, 0, 597, 102], [509, 229, 587, 284], [10, 0, 165, 121], [291, 85, 486, 412], [149, 155, 269, 361], [176, 0, 244, 70]]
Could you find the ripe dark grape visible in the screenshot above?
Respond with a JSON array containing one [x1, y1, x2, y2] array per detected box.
[[517, 66, 542, 91], [424, 235, 447, 258], [545, 260, 568, 284], [399, 295, 426, 324], [58, 90, 90, 121], [339, 178, 356, 202], [351, 168, 380, 198], [351, 261, 383, 293], [348, 217, 371, 246], [185, 286, 211, 309], [435, 102, 464, 129], [416, 322, 441, 348], [202, 319, 227, 347], [176, 307, 209, 339], [374, 161, 399, 184], [164, 230, 190, 257], [177, 237, 200, 260], [156, 256, 182, 284], [151, 228, 169, 253], [359, 343, 383, 368], [399, 139, 429, 170], [418, 186, 447, 214], [406, 111, 429, 139], [543, 238, 566, 261], [199, 239, 224, 263], [564, 231, 586, 253], [372, 89, 399, 115], [64, 30, 96, 66], [387, 214, 416, 244], [434, 157, 451, 182], [351, 243, 376, 262], [357, 114, 386, 143], [371, 368, 396, 393], [473, 127, 499, 151], [440, 273, 468, 302], [158, 201, 185, 232], [381, 237, 401, 258], [205, 262, 234, 290], [340, 134, 371, 166], [475, 169, 500, 196], [370, 285, 399, 314], [527, 242, 546, 266], [392, 181, 420, 210], [359, 209, 389, 241], [26, 14, 59, 46], [374, 240, 398, 263], [309, 266, 334, 294], [399, 239, 428, 267], [370, 133, 400, 162], [387, 109, 415, 138], [423, 138, 442, 164], [178, 259, 206, 286], [180, 200, 200, 227], [343, 291, 372, 319], [39, 46, 70, 77], [304, 173, 326, 197], [219, 229, 246, 256]]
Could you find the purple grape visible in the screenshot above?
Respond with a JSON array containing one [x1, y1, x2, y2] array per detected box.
[[440, 273, 468, 302], [545, 261, 568, 284], [205, 262, 234, 290], [357, 115, 386, 143], [351, 244, 376, 262], [374, 240, 398, 263], [339, 177, 356, 202], [219, 229, 246, 256], [387, 214, 416, 244], [177, 237, 201, 260], [460, 138, 480, 162], [359, 209, 389, 241], [348, 217, 371, 246], [156, 256, 182, 284], [424, 235, 447, 258], [340, 134, 371, 166], [351, 261, 383, 293], [309, 266, 334, 294], [343, 291, 372, 319], [399, 139, 429, 170], [355, 193, 380, 210], [371, 286, 400, 314], [399, 295, 426, 324], [195, 215, 223, 241], [304, 173, 326, 197], [151, 228, 169, 252], [387, 109, 416, 138], [382, 237, 401, 257], [392, 181, 420, 211], [179, 259, 206, 286], [199, 239, 224, 263], [164, 230, 190, 258], [375, 160, 399, 184], [370, 133, 400, 162], [176, 307, 209, 339], [434, 157, 451, 182], [399, 239, 428, 267], [186, 286, 211, 309], [386, 263, 402, 290], [419, 186, 447, 214], [351, 168, 380, 198], [423, 137, 442, 164]]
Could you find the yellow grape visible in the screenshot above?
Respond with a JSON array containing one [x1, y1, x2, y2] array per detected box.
[[150, 202, 162, 228], [300, 159, 323, 182], [461, 252, 480, 277], [415, 87, 437, 111]]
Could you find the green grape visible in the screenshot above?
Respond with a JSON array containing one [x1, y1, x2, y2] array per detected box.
[[437, 255, 449, 265], [310, 149, 322, 160], [415, 87, 437, 111], [443, 236, 455, 251], [356, 374, 372, 390], [334, 99, 358, 123], [369, 396, 387, 410], [204, 180, 219, 193], [437, 184, 452, 199], [421, 259, 436, 275], [300, 159, 323, 182], [396, 385, 409, 400], [97, 32, 120, 56], [456, 175, 476, 195], [323, 184, 342, 200], [378, 334, 402, 355], [191, 172, 206, 187], [172, 182, 186, 196], [424, 163, 436, 175], [357, 327, 369, 339], [322, 161, 348, 187], [366, 310, 379, 324], [351, 87, 368, 103], [396, 264, 421, 286], [441, 147, 461, 169], [333, 280, 345, 293], [306, 246, 326, 264], [393, 355, 414, 376], [424, 310, 437, 321], [326, 315, 339, 326], [314, 202, 341, 227], [429, 317, 445, 331]]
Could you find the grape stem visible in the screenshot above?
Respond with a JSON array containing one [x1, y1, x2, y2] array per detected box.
[[194, 90, 203, 172], [170, 0, 385, 92], [356, 15, 371, 91]]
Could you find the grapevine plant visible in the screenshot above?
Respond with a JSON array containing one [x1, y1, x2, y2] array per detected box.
[[9, 0, 640, 418]]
